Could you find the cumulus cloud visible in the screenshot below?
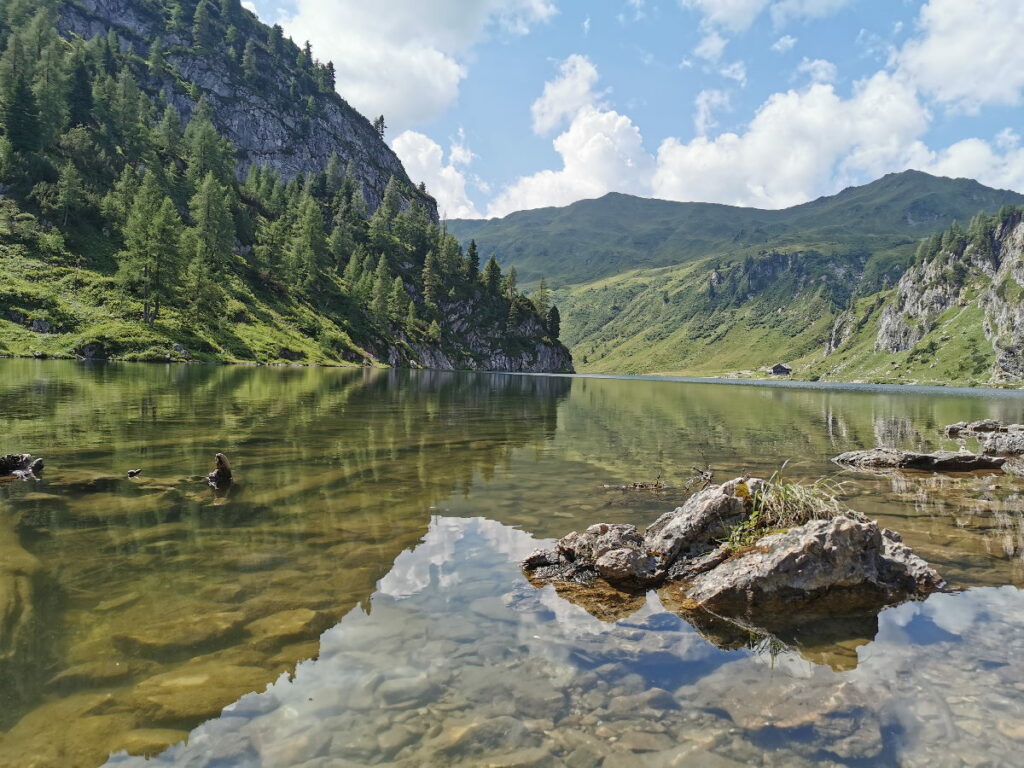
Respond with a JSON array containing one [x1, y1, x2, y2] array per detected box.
[[488, 105, 655, 216], [391, 130, 481, 219], [917, 131, 1024, 193], [652, 72, 931, 208], [897, 0, 1024, 113], [531, 54, 603, 135], [772, 34, 797, 52], [797, 57, 837, 84], [281, 0, 556, 131]]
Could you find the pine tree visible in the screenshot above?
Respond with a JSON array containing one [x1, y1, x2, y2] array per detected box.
[[546, 305, 561, 339], [183, 100, 234, 190], [147, 36, 166, 74], [465, 239, 479, 278], [2, 72, 40, 155], [427, 319, 441, 342], [117, 172, 184, 324], [421, 249, 441, 311], [287, 193, 327, 289], [370, 253, 391, 319], [502, 266, 518, 299], [482, 256, 501, 294], [192, 1, 214, 48], [532, 277, 550, 317], [54, 161, 84, 226], [242, 39, 258, 78], [387, 276, 406, 321]]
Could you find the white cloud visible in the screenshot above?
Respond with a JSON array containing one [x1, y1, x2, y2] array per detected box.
[[694, 89, 731, 136], [772, 34, 797, 52], [391, 131, 482, 219], [897, 0, 1024, 113], [719, 61, 747, 86], [682, 0, 848, 32], [694, 30, 728, 61], [797, 57, 837, 83], [531, 54, 603, 135], [281, 0, 556, 131], [582, 16, 590, 34], [652, 72, 931, 208], [680, 0, 770, 33], [488, 105, 655, 216], [769, 0, 851, 26], [241, 0, 257, 13], [917, 132, 1024, 193]]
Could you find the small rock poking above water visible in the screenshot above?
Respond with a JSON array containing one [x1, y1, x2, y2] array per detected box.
[[0, 454, 44, 481], [944, 419, 1024, 438], [207, 453, 233, 490], [523, 478, 942, 620], [833, 448, 1006, 472]]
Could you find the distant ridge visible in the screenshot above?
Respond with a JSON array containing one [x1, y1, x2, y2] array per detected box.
[[449, 171, 1024, 286]]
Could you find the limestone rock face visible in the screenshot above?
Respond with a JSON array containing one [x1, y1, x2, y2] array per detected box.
[[685, 516, 943, 616], [56, 0, 437, 220], [870, 213, 1024, 381]]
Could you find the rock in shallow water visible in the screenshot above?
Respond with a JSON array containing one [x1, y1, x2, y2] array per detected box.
[[523, 477, 943, 631], [832, 448, 1005, 472], [685, 516, 943, 617]]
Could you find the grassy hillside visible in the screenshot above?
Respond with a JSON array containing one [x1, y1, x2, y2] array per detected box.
[[0, 0, 569, 370], [450, 171, 1024, 289], [560, 207, 1024, 386]]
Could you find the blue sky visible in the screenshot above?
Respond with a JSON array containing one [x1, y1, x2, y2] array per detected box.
[[246, 0, 1024, 219]]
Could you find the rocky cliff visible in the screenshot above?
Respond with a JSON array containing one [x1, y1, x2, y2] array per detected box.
[[57, 0, 436, 218], [873, 210, 1024, 379]]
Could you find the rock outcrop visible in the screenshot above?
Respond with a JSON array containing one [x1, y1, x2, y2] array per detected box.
[[523, 478, 942, 620], [871, 210, 1024, 381], [833, 448, 1006, 472], [57, 0, 436, 219]]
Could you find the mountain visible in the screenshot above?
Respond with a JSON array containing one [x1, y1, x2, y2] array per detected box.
[[449, 171, 1024, 290], [0, 0, 571, 371], [816, 207, 1024, 385], [449, 171, 1024, 383]]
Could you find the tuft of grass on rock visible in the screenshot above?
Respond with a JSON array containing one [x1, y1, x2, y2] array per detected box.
[[726, 468, 856, 549]]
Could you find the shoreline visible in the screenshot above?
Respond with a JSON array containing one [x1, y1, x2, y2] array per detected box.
[[5, 354, 1024, 397]]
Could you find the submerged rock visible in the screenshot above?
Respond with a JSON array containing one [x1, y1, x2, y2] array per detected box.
[[832, 448, 1005, 472]]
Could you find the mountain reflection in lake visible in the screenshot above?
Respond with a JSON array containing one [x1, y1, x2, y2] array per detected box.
[[1, 360, 1024, 767]]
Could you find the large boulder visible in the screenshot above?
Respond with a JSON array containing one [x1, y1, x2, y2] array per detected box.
[[686, 516, 943, 617], [833, 448, 1005, 472], [945, 419, 1024, 438]]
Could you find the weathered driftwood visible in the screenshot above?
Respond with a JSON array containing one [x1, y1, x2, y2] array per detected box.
[[833, 448, 1005, 472]]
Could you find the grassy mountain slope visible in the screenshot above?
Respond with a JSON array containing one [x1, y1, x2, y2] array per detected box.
[[450, 171, 1024, 289], [0, 0, 570, 371], [451, 171, 1023, 383]]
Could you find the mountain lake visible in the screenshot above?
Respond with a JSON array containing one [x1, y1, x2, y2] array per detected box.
[[1, 358, 1023, 767]]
